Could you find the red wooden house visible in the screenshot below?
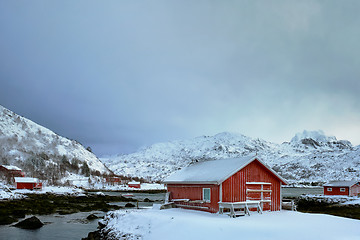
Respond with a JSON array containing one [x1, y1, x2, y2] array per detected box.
[[0, 165, 25, 178], [128, 181, 141, 188], [323, 180, 360, 196], [14, 177, 42, 190], [106, 176, 121, 185], [163, 156, 287, 213]]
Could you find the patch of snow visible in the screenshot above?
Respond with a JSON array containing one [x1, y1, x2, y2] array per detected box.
[[101, 208, 360, 240]]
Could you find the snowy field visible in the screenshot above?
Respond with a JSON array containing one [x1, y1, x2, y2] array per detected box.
[[0, 182, 165, 200], [102, 208, 360, 240]]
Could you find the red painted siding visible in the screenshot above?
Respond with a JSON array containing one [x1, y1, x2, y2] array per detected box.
[[350, 184, 360, 196], [167, 184, 220, 213], [16, 182, 36, 190], [324, 184, 360, 196], [222, 160, 282, 211]]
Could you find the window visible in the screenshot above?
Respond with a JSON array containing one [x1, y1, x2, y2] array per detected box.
[[203, 188, 211, 202], [327, 188, 332, 192], [340, 188, 346, 192]]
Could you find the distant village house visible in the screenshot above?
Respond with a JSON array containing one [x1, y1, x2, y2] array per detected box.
[[0, 165, 25, 183], [14, 177, 42, 190], [323, 180, 360, 196], [128, 181, 141, 188]]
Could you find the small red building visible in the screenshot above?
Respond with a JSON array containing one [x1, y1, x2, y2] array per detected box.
[[323, 180, 360, 196], [0, 165, 25, 178], [106, 176, 121, 185], [128, 181, 141, 188], [163, 156, 287, 213], [14, 177, 42, 190]]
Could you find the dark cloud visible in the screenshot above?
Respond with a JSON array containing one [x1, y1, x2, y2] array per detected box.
[[1, 1, 359, 155]]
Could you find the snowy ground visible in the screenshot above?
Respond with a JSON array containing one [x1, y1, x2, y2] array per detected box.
[[91, 183, 166, 191], [0, 182, 23, 200], [102, 208, 360, 240], [13, 185, 85, 196], [300, 194, 360, 205], [0, 181, 165, 200]]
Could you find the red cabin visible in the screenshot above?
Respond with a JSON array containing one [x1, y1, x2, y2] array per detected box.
[[163, 156, 287, 213], [128, 181, 141, 188], [14, 177, 42, 190], [106, 176, 121, 185], [0, 165, 25, 178], [323, 180, 360, 196]]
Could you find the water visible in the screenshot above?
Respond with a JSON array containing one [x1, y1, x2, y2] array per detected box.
[[282, 187, 323, 198], [0, 211, 105, 240]]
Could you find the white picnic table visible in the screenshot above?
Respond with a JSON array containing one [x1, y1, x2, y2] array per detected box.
[[218, 201, 263, 217]]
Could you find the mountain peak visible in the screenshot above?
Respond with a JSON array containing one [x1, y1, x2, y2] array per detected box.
[[291, 130, 337, 143]]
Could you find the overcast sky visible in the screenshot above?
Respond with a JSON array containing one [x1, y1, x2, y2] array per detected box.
[[1, 1, 360, 156]]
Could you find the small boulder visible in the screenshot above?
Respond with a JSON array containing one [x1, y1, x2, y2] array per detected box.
[[86, 214, 99, 220], [14, 216, 44, 229], [125, 203, 135, 208], [82, 230, 101, 240]]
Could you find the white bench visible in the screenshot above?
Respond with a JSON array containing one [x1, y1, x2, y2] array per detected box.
[[219, 201, 262, 217]]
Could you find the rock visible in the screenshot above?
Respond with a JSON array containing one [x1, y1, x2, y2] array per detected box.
[[125, 202, 135, 208], [82, 230, 101, 240], [14, 216, 44, 229], [87, 214, 99, 220]]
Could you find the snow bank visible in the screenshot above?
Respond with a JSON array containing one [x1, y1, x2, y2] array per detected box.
[[299, 194, 360, 205], [13, 185, 85, 196], [101, 208, 360, 240], [0, 182, 24, 200], [90, 183, 166, 191]]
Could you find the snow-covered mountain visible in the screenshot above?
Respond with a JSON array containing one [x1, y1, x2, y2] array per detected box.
[[0, 105, 110, 184], [102, 130, 360, 185]]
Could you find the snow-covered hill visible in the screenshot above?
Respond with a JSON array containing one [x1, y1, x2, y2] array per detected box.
[[102, 130, 360, 184], [0, 105, 110, 184]]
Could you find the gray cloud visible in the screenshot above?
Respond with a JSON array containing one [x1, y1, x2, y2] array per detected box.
[[1, 1, 359, 155]]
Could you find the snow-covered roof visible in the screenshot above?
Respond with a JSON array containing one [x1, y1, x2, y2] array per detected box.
[[14, 177, 39, 183], [163, 155, 287, 185], [323, 180, 359, 187], [1, 165, 22, 171], [128, 181, 140, 184]]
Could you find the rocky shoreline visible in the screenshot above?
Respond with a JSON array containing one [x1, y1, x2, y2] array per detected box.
[[0, 192, 137, 225], [295, 195, 360, 220]]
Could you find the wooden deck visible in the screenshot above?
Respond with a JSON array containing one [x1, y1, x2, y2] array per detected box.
[[218, 201, 263, 218]]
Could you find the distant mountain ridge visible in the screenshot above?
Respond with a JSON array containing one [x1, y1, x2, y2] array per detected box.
[[101, 130, 360, 185], [0, 105, 110, 184]]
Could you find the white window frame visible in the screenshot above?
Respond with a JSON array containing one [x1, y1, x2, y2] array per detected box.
[[327, 188, 332, 192], [203, 188, 211, 202], [340, 188, 346, 192]]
